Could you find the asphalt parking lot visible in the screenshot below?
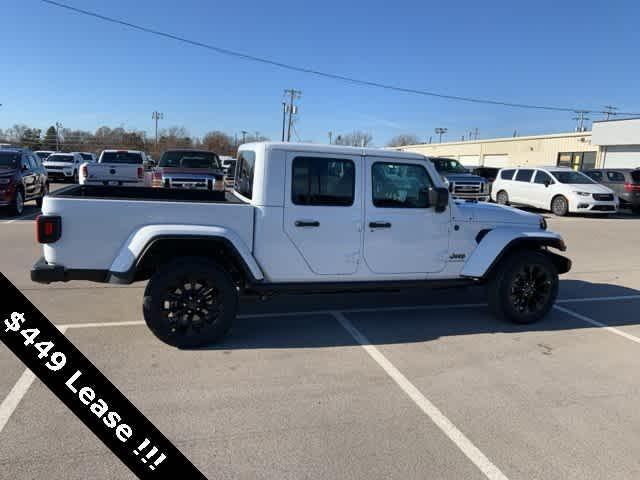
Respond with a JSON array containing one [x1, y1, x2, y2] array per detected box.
[[2, 184, 640, 479]]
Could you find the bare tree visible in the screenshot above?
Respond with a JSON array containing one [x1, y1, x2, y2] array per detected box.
[[387, 134, 420, 147], [334, 130, 373, 147]]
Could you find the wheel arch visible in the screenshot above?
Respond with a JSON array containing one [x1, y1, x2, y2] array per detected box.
[[461, 228, 570, 280], [108, 225, 264, 285]]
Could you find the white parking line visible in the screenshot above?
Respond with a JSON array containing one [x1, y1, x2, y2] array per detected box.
[[2, 212, 39, 224], [554, 305, 640, 345], [332, 311, 509, 480], [0, 326, 67, 434]]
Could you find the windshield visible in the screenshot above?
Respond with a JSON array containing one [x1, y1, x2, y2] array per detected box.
[[0, 152, 19, 169], [100, 151, 143, 164], [80, 153, 93, 161], [432, 158, 468, 173], [552, 170, 596, 184], [46, 154, 75, 163], [159, 151, 220, 169], [36, 151, 52, 160]]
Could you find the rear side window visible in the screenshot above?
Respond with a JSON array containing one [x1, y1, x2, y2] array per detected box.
[[586, 171, 603, 181], [515, 169, 534, 182], [500, 169, 515, 180], [292, 156, 355, 206], [606, 171, 625, 182], [235, 150, 256, 199]]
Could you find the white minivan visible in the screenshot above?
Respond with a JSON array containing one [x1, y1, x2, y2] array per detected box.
[[491, 166, 618, 216]]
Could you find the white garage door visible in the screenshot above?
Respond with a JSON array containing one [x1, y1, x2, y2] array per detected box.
[[603, 146, 640, 168], [459, 155, 481, 167], [483, 154, 510, 168]]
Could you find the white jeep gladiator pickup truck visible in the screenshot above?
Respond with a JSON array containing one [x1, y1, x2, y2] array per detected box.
[[32, 142, 571, 348]]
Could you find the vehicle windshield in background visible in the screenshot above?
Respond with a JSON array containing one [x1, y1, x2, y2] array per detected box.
[[432, 158, 468, 173], [225, 160, 236, 172], [80, 153, 93, 161], [36, 152, 52, 160], [553, 171, 596, 184], [631, 171, 640, 183], [0, 152, 19, 169], [159, 151, 220, 169], [101, 151, 143, 164], [46, 155, 74, 163]]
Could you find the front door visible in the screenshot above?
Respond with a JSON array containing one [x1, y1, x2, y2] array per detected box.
[[363, 157, 449, 274], [283, 152, 363, 275]]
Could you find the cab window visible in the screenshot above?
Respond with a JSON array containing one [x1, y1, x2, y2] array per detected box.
[[292, 157, 355, 206], [234, 150, 256, 199], [372, 162, 433, 208]]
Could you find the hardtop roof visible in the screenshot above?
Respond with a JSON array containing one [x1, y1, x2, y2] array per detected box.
[[242, 141, 426, 160]]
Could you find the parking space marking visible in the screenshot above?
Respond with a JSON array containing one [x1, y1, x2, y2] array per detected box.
[[2, 212, 40, 224], [554, 305, 640, 345], [0, 326, 68, 434], [556, 295, 640, 304], [332, 311, 509, 480]]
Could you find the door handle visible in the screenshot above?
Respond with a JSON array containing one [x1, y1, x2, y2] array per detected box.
[[369, 221, 391, 229], [295, 220, 320, 227]]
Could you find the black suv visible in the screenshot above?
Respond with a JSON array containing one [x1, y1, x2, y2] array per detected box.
[[0, 147, 49, 215], [431, 157, 490, 201], [585, 168, 640, 214]]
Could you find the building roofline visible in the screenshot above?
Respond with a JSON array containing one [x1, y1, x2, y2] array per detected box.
[[397, 131, 592, 149], [592, 116, 640, 124]]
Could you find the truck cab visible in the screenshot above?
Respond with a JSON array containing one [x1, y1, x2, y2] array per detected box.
[[32, 142, 570, 348]]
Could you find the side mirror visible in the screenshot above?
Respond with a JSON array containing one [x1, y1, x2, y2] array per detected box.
[[544, 180, 551, 188], [429, 187, 449, 213]]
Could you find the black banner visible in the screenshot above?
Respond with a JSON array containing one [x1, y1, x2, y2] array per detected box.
[[0, 272, 207, 479]]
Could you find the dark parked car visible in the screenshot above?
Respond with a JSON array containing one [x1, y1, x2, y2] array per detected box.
[[152, 149, 225, 191], [0, 147, 49, 215], [585, 168, 640, 213]]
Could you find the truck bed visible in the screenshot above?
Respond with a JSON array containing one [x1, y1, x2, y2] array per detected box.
[[52, 184, 245, 204], [41, 186, 254, 271]]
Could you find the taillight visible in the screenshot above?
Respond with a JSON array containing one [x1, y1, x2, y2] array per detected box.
[[137, 166, 144, 179], [80, 164, 88, 178], [36, 215, 62, 244], [624, 182, 640, 192]]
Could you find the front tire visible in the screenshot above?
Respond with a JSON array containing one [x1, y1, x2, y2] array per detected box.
[[551, 195, 569, 216], [36, 183, 49, 208], [488, 250, 558, 325], [143, 257, 237, 348]]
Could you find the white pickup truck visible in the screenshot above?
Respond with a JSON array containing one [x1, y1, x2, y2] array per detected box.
[[32, 142, 571, 347], [79, 149, 152, 187]]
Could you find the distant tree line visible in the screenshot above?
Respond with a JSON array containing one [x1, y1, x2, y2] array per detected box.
[[0, 124, 268, 157]]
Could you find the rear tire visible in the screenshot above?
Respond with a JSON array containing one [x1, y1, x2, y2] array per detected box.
[[551, 195, 569, 216], [632, 206, 640, 215], [488, 250, 558, 325], [143, 257, 238, 348], [496, 190, 509, 205], [9, 189, 25, 216]]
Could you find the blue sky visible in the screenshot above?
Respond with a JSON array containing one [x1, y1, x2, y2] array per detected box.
[[1, 0, 640, 145]]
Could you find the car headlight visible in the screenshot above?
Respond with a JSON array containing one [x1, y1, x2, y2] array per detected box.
[[574, 191, 591, 196], [0, 178, 11, 185]]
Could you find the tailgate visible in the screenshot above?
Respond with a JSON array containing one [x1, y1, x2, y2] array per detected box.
[[88, 163, 141, 182], [40, 196, 255, 271]]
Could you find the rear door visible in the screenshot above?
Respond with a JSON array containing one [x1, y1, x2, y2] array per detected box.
[[511, 168, 535, 205], [283, 152, 363, 275], [605, 170, 627, 199], [363, 156, 448, 274]]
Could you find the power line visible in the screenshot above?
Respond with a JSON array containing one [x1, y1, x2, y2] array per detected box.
[[41, 0, 640, 117]]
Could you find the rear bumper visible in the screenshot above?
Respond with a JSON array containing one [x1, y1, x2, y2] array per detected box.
[[31, 256, 108, 284]]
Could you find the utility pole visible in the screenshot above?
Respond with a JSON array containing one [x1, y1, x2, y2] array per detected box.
[[604, 105, 618, 120], [55, 121, 63, 151], [473, 128, 479, 140], [284, 89, 302, 142], [241, 130, 248, 144], [328, 131, 333, 144], [434, 127, 448, 143], [152, 111, 164, 148], [573, 111, 590, 132], [281, 102, 287, 141]]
